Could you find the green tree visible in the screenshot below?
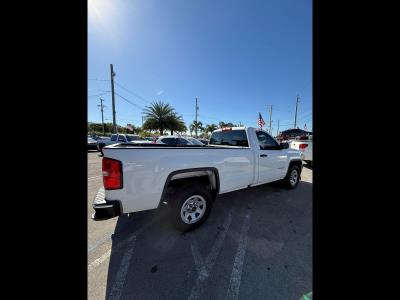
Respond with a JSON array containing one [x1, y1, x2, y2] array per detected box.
[[204, 123, 218, 136], [167, 113, 187, 135], [190, 121, 203, 137], [218, 121, 236, 128], [142, 101, 184, 135]]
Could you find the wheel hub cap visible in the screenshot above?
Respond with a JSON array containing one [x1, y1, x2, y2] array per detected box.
[[290, 170, 298, 186], [180, 195, 206, 224]]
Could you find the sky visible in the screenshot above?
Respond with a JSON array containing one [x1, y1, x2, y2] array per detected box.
[[88, 0, 312, 134]]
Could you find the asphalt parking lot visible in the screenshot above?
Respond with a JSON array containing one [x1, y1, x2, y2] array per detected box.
[[88, 151, 312, 300]]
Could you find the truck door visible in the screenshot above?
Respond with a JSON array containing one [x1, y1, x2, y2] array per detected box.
[[255, 130, 287, 183]]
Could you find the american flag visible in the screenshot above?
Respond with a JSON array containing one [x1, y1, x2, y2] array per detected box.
[[258, 112, 265, 128], [126, 124, 134, 131]]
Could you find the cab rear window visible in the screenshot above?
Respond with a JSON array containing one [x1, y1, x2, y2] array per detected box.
[[209, 130, 248, 147]]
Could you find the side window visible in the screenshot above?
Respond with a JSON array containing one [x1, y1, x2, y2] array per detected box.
[[209, 130, 249, 147], [118, 135, 126, 142], [256, 131, 279, 150], [178, 138, 190, 146], [110, 134, 117, 142], [161, 138, 177, 145]]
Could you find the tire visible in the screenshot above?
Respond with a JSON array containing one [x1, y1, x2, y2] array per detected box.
[[283, 164, 301, 189], [168, 183, 213, 231]]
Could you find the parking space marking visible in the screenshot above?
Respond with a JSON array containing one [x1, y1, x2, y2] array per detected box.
[[108, 235, 137, 300], [88, 175, 102, 181], [188, 206, 234, 300], [225, 214, 251, 300], [88, 214, 162, 273], [88, 233, 113, 253], [88, 249, 111, 273], [189, 238, 208, 278]]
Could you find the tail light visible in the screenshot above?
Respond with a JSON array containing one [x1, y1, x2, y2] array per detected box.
[[102, 157, 123, 190], [299, 144, 308, 151]]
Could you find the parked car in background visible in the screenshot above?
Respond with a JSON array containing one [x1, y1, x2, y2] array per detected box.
[[144, 137, 157, 142], [198, 138, 209, 145], [290, 137, 312, 166], [87, 137, 99, 151], [279, 128, 312, 140], [97, 134, 152, 155], [185, 137, 207, 146], [156, 136, 205, 146]]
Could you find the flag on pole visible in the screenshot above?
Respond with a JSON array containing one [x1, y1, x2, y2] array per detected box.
[[126, 124, 134, 131], [258, 112, 265, 128]]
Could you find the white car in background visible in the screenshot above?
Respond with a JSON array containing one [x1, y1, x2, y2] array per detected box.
[[290, 137, 312, 165]]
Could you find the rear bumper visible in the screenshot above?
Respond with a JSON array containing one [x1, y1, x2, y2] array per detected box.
[[91, 187, 121, 221]]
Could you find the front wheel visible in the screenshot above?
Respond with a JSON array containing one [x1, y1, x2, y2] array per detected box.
[[168, 183, 213, 231], [283, 165, 300, 189]]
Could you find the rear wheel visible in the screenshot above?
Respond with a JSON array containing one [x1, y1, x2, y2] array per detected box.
[[283, 165, 300, 189], [168, 183, 213, 231]]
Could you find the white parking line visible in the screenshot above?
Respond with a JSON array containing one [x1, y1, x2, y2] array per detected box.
[[108, 235, 137, 300], [88, 249, 111, 273], [225, 214, 251, 300], [188, 207, 234, 300], [88, 233, 113, 253], [88, 175, 102, 181], [88, 214, 162, 273], [189, 238, 208, 278]]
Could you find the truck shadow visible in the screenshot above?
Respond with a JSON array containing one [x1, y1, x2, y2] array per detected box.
[[104, 180, 312, 299]]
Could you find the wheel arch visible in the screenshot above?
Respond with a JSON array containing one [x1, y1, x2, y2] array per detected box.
[[158, 167, 220, 208]]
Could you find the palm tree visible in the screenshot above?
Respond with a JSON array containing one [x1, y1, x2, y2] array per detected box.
[[205, 124, 218, 136], [218, 121, 236, 128], [167, 113, 187, 135], [190, 121, 203, 137], [142, 101, 181, 135]]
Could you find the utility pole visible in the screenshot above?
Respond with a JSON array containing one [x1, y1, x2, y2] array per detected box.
[[141, 114, 145, 127], [268, 105, 273, 134], [195, 97, 199, 138], [110, 64, 117, 133], [294, 95, 300, 129], [98, 98, 105, 136], [277, 120, 280, 137]]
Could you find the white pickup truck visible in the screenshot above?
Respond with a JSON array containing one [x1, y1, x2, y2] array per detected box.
[[92, 127, 303, 231]]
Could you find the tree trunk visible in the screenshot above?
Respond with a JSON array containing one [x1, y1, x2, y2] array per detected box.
[[170, 129, 173, 135]]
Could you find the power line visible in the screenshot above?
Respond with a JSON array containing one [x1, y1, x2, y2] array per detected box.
[[88, 78, 110, 82], [114, 92, 144, 110], [114, 81, 152, 105], [88, 92, 110, 98]]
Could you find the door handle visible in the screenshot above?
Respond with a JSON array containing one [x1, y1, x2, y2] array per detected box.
[[260, 154, 268, 157]]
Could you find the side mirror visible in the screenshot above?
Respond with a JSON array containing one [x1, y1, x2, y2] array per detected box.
[[280, 142, 289, 149]]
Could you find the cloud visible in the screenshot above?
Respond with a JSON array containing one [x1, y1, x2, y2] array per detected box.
[[157, 90, 164, 96]]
